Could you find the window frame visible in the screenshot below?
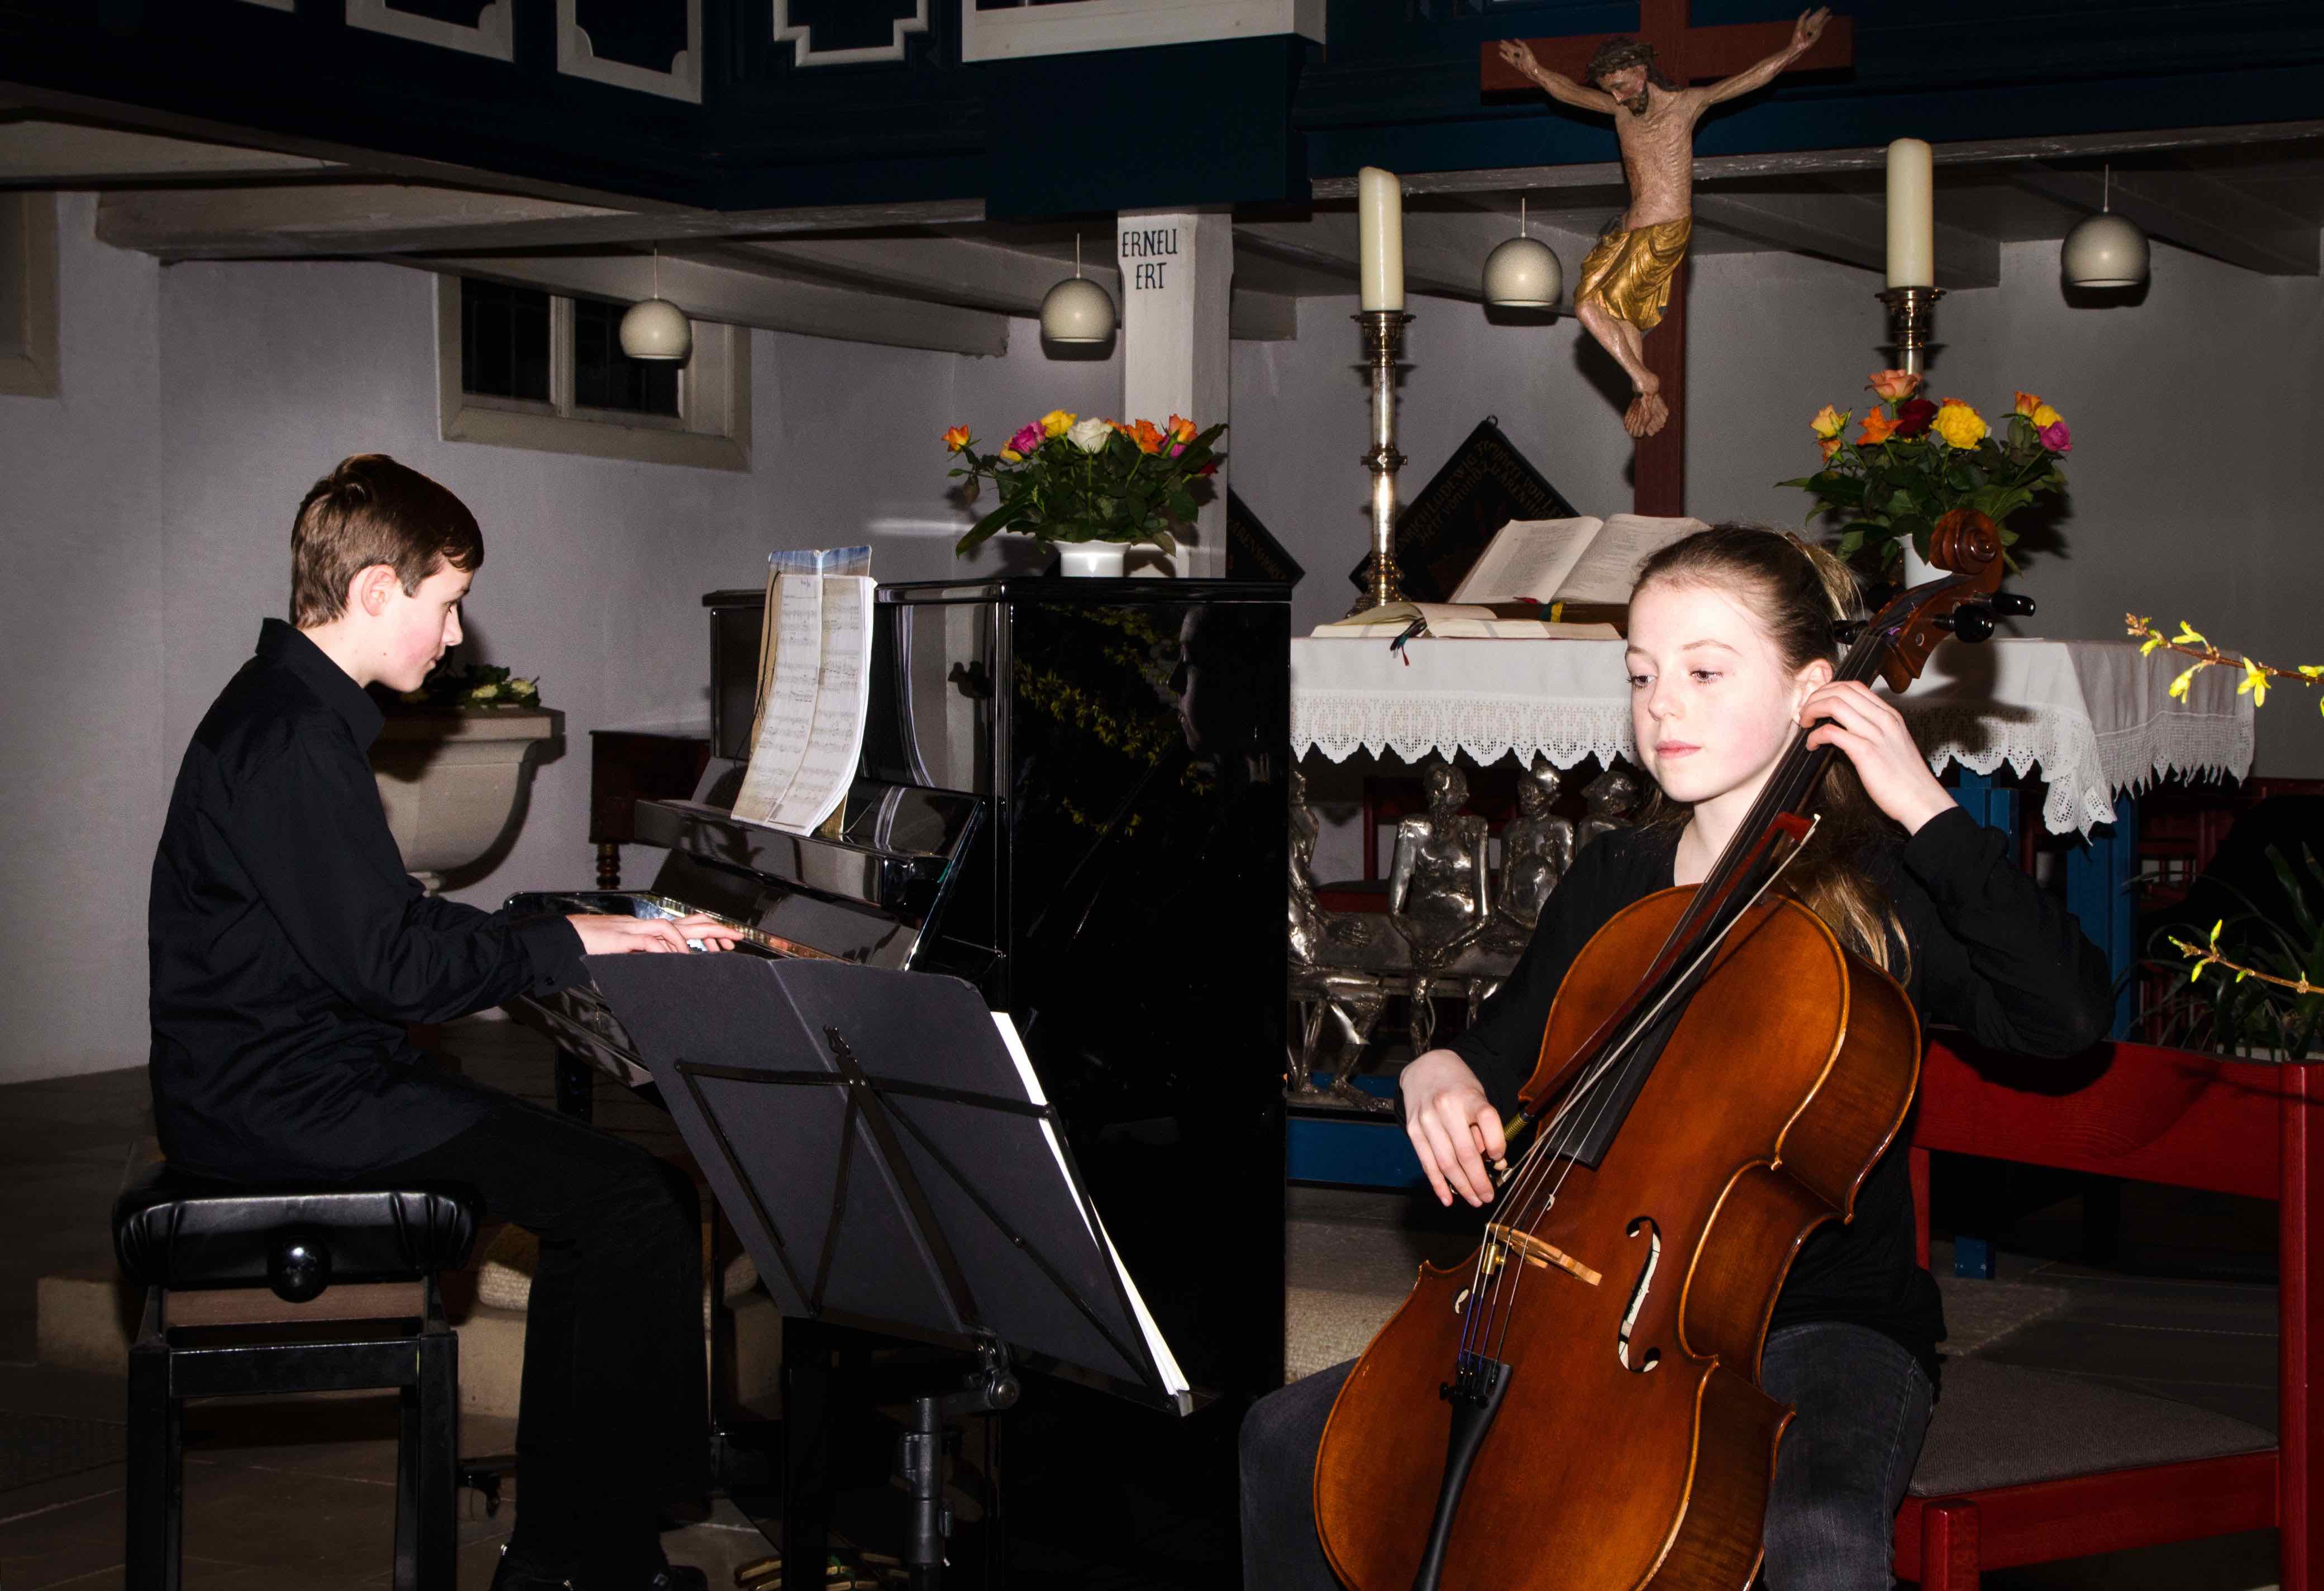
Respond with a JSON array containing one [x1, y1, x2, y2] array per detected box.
[[0, 193, 61, 399], [435, 274, 749, 471]]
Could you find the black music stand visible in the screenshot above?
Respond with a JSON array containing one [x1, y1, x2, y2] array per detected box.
[[586, 954, 1190, 1589]]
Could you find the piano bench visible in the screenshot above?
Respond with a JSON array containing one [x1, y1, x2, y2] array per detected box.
[[111, 1142, 479, 1591]]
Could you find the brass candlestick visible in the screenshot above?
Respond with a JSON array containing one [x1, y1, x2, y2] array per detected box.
[[1348, 309, 1414, 616], [1876, 284, 1944, 378]]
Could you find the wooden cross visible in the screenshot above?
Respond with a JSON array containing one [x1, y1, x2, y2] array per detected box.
[[1481, 6, 1854, 516]]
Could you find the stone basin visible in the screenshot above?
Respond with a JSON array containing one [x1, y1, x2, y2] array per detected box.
[[370, 707, 556, 893]]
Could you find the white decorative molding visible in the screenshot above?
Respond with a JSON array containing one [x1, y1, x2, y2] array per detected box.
[[961, 0, 1323, 63], [558, 1, 703, 103], [347, 0, 515, 64], [774, 0, 929, 66]]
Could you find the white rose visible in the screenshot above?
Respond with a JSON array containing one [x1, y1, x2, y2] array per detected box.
[[1067, 416, 1113, 454]]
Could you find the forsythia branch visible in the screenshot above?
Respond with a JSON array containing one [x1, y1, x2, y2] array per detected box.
[[2125, 614, 2324, 714], [2169, 921, 2320, 999]]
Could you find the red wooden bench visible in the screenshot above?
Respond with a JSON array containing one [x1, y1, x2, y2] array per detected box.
[[1893, 1036, 2317, 1588]]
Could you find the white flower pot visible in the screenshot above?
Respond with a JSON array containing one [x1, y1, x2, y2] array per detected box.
[[1058, 542, 1128, 578]]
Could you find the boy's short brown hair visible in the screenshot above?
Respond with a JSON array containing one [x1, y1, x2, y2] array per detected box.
[[290, 454, 484, 627]]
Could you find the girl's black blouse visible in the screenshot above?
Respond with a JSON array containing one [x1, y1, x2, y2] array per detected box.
[[1446, 804, 2116, 1386]]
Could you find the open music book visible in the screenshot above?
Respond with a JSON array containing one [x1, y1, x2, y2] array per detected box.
[[731, 547, 875, 835]]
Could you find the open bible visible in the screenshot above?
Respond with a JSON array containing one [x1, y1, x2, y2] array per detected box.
[[1315, 514, 1704, 638], [730, 547, 874, 834]]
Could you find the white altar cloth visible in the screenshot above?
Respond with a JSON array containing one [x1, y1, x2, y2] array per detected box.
[[1290, 638, 2255, 837]]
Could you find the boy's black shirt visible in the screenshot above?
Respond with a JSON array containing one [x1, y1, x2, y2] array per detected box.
[[148, 618, 586, 1182], [1448, 806, 2116, 1384]]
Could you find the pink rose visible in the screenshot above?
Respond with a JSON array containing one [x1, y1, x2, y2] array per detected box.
[[2038, 420, 2071, 454], [1868, 369, 1921, 402], [1008, 422, 1044, 457]]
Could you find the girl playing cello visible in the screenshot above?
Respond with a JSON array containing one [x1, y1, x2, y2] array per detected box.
[[1243, 526, 2113, 1589]]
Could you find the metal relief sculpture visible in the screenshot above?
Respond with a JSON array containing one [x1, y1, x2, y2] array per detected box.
[[1578, 764, 1644, 852], [1488, 760, 1576, 950], [1388, 760, 1493, 968]]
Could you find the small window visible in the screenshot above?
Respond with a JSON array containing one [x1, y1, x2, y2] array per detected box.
[[571, 296, 680, 417], [459, 278, 552, 404], [437, 274, 748, 470], [0, 193, 60, 399]]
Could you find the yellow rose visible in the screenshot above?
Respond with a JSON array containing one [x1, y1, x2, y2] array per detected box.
[[2030, 403, 2061, 429], [1932, 399, 1987, 449], [1809, 403, 1848, 440], [1039, 408, 1075, 439]]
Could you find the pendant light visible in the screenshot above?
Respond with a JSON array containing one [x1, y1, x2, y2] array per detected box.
[[1483, 197, 1563, 308], [2062, 165, 2149, 289], [1039, 234, 1116, 345], [620, 243, 693, 361]]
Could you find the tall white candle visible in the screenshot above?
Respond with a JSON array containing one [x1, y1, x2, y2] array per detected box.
[[1886, 138, 1934, 288], [1357, 166, 1405, 312]]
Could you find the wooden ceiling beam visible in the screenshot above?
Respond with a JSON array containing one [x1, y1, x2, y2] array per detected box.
[[1690, 188, 2000, 288], [2010, 163, 2318, 276], [0, 121, 343, 185], [407, 252, 1011, 358]]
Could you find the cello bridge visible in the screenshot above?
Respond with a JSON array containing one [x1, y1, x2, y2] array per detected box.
[[1481, 1223, 1602, 1287]]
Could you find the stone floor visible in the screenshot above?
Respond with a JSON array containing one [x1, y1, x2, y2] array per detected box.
[[0, 1022, 2292, 1589]]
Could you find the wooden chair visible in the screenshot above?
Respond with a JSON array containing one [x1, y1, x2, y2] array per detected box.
[[1892, 1036, 2316, 1589]]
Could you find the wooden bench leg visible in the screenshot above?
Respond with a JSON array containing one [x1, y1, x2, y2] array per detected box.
[[397, 1313, 460, 1591], [125, 1290, 181, 1591], [1919, 1499, 1981, 1591]]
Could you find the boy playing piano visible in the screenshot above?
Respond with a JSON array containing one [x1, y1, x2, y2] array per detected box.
[[149, 454, 734, 1590]]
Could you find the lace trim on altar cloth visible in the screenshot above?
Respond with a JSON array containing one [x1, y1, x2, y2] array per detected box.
[[1292, 696, 2255, 840]]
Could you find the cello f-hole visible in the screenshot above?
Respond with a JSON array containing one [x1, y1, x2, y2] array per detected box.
[[1617, 1217, 1662, 1373]]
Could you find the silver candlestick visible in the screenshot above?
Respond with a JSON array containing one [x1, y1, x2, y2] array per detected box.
[[1348, 309, 1414, 616], [1876, 284, 1944, 378]]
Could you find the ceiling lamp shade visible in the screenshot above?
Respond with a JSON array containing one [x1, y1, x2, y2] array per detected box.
[[619, 297, 693, 361], [1483, 197, 1562, 308], [621, 244, 693, 361], [1040, 234, 1116, 345], [2063, 166, 2150, 289]]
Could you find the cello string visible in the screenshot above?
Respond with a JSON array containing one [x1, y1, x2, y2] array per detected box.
[[1478, 822, 1820, 1364]]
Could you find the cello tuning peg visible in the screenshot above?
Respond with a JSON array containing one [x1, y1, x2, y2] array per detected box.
[[1992, 592, 2035, 616], [1943, 603, 1996, 643]]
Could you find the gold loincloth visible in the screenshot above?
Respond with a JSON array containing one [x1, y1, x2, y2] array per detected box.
[[1576, 217, 1693, 332]]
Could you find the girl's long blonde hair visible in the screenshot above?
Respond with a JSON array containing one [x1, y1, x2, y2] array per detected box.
[[1630, 525, 1911, 979]]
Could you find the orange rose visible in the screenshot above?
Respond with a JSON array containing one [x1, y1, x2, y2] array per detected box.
[[1868, 369, 1921, 402], [1819, 436, 1843, 462], [1167, 414, 1197, 444], [942, 425, 971, 452], [1132, 418, 1167, 454], [2013, 390, 2042, 418], [1857, 409, 1898, 445]]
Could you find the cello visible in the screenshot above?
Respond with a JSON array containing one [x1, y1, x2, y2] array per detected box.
[[1314, 516, 2025, 1590]]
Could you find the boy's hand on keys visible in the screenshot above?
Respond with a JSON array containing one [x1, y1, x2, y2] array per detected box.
[[568, 914, 740, 954]]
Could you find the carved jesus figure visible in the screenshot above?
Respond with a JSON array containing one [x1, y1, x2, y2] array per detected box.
[[1497, 9, 1830, 439]]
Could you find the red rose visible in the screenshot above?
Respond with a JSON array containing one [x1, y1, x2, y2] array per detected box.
[[1892, 397, 1939, 439]]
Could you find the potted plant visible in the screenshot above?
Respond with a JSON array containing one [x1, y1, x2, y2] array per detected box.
[[1781, 372, 2072, 582], [370, 664, 552, 892], [944, 408, 1225, 575]]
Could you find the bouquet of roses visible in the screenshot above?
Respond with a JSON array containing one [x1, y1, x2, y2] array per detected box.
[[944, 408, 1225, 557], [1780, 370, 2071, 576], [399, 663, 541, 711]]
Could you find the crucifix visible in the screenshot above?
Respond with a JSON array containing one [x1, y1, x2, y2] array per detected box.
[[1482, 4, 1854, 516]]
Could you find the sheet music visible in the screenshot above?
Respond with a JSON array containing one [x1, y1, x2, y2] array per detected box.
[[748, 547, 872, 751], [989, 1011, 1191, 1399], [770, 575, 876, 834], [731, 571, 825, 823], [1449, 517, 1602, 603], [1555, 513, 1710, 604]]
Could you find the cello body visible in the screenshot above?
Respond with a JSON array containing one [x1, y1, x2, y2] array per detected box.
[[1314, 885, 1920, 1591]]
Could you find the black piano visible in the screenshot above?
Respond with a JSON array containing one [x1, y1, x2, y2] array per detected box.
[[507, 575, 1289, 1588]]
